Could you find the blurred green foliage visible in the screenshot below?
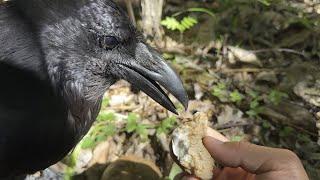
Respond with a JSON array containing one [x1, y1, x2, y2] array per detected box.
[[161, 16, 198, 33]]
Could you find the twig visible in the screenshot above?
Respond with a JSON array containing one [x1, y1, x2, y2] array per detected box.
[[125, 0, 136, 27], [251, 48, 308, 58], [211, 68, 278, 73], [215, 122, 253, 130]]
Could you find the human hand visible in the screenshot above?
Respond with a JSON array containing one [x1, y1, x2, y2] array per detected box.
[[176, 129, 309, 180]]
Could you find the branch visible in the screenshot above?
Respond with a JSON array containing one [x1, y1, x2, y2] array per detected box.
[[125, 0, 136, 26]]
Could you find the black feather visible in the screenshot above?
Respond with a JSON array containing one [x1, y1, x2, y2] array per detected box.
[[0, 0, 188, 177]]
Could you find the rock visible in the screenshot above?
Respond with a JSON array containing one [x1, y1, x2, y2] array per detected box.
[[294, 80, 320, 107], [316, 112, 320, 119], [75, 149, 93, 173], [172, 113, 215, 180], [109, 94, 134, 106], [256, 71, 278, 84], [227, 46, 262, 67], [26, 168, 64, 180]]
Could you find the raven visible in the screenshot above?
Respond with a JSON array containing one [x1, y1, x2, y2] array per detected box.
[[0, 0, 188, 177]]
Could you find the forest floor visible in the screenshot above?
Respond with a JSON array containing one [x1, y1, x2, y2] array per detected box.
[[26, 1, 320, 180]]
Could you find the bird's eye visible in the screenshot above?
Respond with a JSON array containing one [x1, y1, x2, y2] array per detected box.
[[98, 36, 119, 50]]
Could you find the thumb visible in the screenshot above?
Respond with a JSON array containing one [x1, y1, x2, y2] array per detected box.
[[202, 136, 305, 175]]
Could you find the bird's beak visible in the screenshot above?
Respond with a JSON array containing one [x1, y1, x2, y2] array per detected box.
[[119, 43, 188, 114]]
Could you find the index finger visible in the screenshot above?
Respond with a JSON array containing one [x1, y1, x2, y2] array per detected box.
[[206, 128, 229, 142], [203, 137, 307, 176]]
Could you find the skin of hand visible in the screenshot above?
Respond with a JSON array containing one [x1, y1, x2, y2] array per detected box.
[[176, 128, 309, 180]]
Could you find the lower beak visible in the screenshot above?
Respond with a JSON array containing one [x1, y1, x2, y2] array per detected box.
[[119, 46, 188, 114]]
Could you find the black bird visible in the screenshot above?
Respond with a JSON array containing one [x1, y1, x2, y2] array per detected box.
[[0, 0, 188, 177]]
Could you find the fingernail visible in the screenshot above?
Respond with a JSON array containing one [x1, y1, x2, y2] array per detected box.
[[203, 136, 224, 145]]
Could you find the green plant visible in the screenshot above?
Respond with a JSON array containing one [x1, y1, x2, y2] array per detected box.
[[64, 167, 75, 180], [161, 7, 214, 40], [268, 90, 288, 105], [125, 113, 139, 133], [230, 90, 244, 104], [248, 90, 260, 99], [125, 113, 149, 140], [246, 100, 261, 117], [63, 144, 83, 179], [258, 0, 272, 6], [81, 112, 117, 149], [211, 83, 229, 102], [161, 16, 198, 34], [246, 92, 264, 118], [96, 111, 116, 122], [262, 119, 272, 129], [167, 163, 183, 180], [101, 97, 110, 108], [231, 135, 243, 142], [135, 124, 149, 140], [156, 117, 177, 135]]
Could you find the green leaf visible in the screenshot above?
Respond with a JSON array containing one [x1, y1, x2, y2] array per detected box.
[[161, 17, 181, 31], [103, 123, 117, 137], [181, 17, 198, 29], [211, 83, 229, 102], [157, 117, 177, 135], [96, 134, 108, 143], [297, 133, 311, 143], [97, 112, 116, 122], [262, 120, 271, 129], [64, 167, 75, 180], [246, 106, 264, 118], [161, 16, 198, 33], [246, 109, 258, 118], [250, 99, 260, 109], [268, 90, 288, 105], [248, 90, 259, 99], [81, 136, 96, 149], [230, 90, 244, 103], [217, 82, 226, 89], [162, 53, 175, 60], [126, 113, 138, 133], [127, 113, 139, 122], [231, 136, 243, 142], [136, 124, 148, 140], [168, 163, 183, 180], [258, 0, 271, 6], [101, 97, 110, 108]]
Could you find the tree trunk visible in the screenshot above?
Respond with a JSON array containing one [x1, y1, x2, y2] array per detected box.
[[140, 0, 164, 41]]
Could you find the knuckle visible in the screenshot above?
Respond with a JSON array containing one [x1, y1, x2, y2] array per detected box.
[[234, 141, 252, 155], [282, 149, 300, 163]]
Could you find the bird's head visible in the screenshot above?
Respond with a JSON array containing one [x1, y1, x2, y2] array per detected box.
[[15, 0, 188, 113]]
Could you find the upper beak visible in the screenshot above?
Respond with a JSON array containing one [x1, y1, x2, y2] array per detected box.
[[119, 43, 189, 114]]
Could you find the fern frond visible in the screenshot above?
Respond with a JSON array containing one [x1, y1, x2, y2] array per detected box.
[[161, 17, 181, 31], [161, 16, 198, 33]]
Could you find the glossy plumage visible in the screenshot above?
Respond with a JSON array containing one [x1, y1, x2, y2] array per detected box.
[[0, 0, 188, 177]]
